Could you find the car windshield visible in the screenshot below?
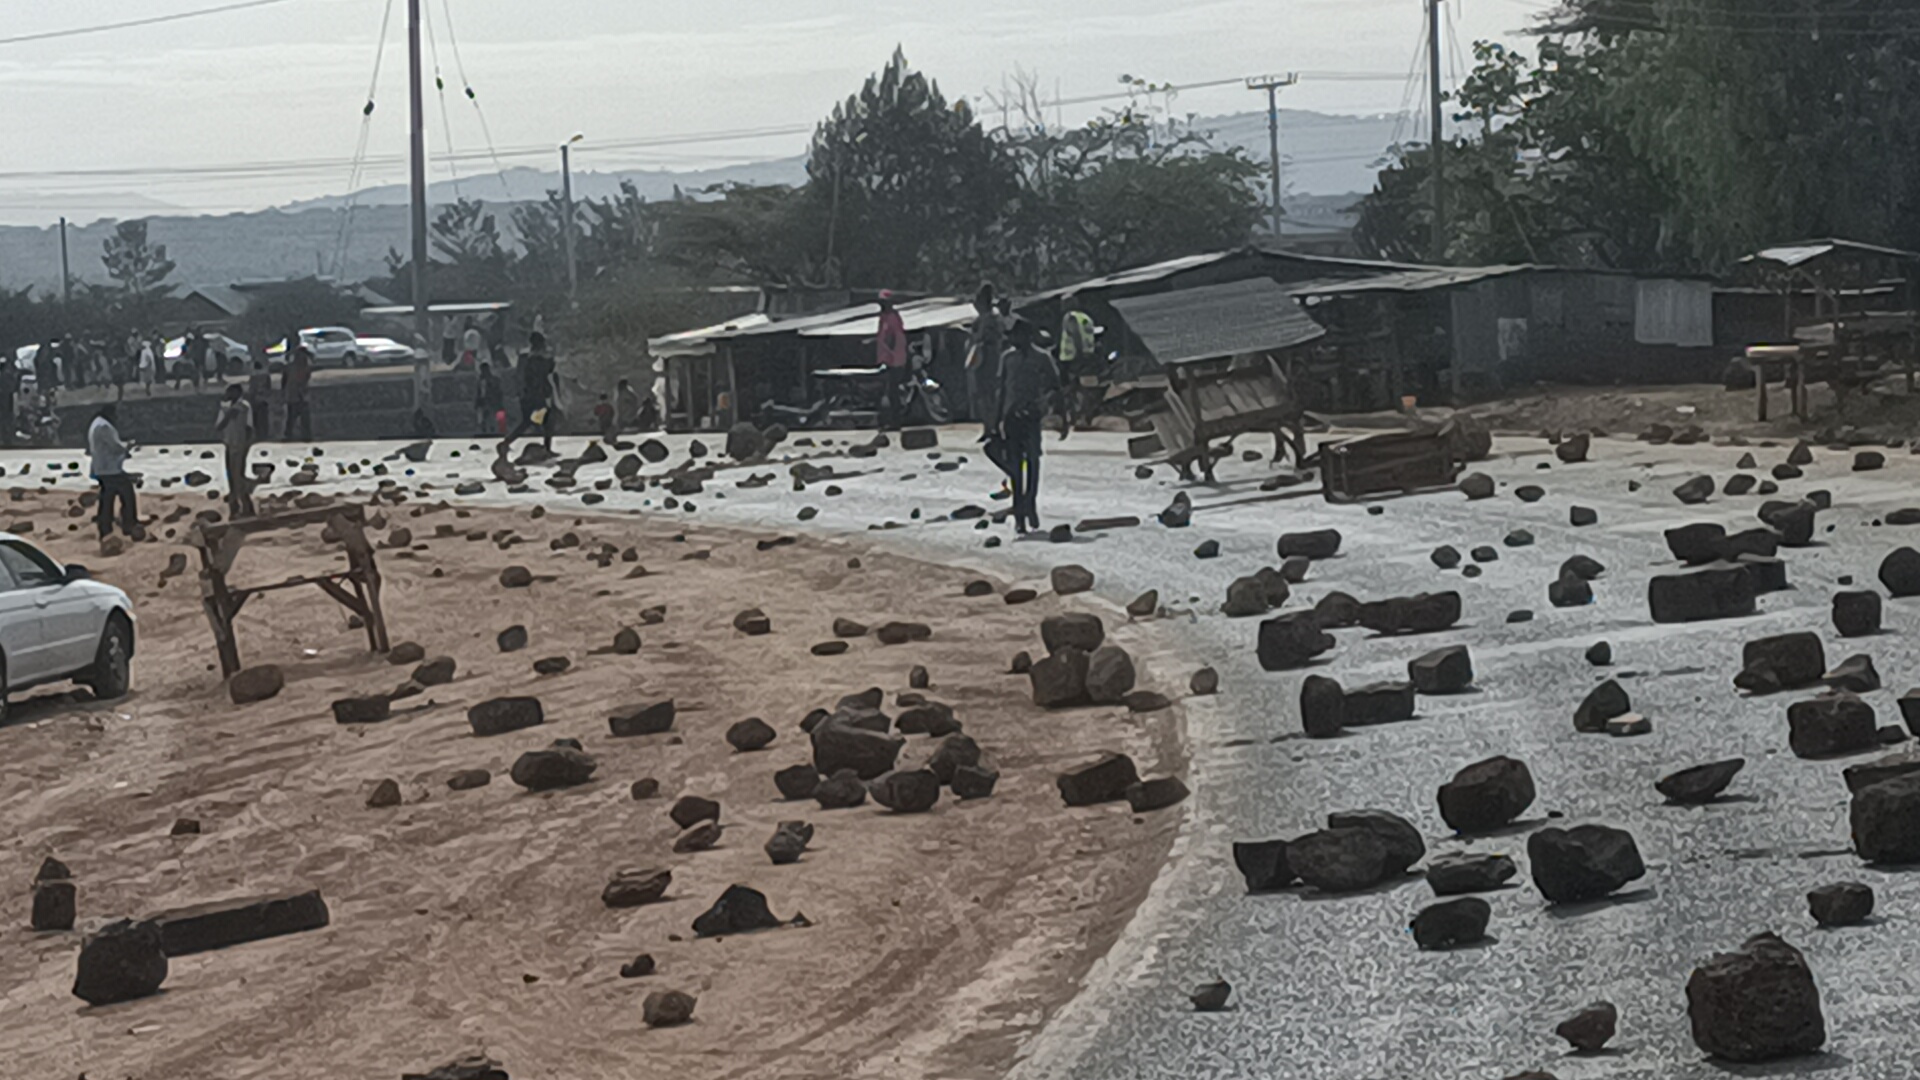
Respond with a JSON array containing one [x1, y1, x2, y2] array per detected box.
[[0, 539, 63, 589]]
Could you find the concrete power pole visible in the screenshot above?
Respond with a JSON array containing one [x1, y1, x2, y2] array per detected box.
[[561, 134, 583, 306], [406, 0, 431, 411], [1246, 74, 1298, 241], [1429, 0, 1446, 263], [58, 217, 72, 307]]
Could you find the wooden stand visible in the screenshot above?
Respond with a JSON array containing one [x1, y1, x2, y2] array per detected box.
[[190, 503, 390, 678]]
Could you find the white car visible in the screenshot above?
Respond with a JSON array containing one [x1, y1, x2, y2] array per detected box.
[[0, 533, 134, 722], [355, 335, 424, 365], [164, 333, 252, 376]]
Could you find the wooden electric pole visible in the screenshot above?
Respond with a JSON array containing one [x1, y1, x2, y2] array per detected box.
[[1246, 74, 1299, 240], [1428, 0, 1446, 263], [406, 0, 431, 410]]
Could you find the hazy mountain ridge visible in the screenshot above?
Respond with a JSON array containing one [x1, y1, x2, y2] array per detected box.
[[0, 108, 1397, 290]]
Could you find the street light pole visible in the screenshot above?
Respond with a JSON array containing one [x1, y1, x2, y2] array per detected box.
[[406, 0, 431, 411], [1429, 0, 1447, 263], [1246, 74, 1298, 241], [561, 134, 583, 306]]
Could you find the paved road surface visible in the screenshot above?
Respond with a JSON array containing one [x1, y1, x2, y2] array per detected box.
[[15, 427, 1918, 1079]]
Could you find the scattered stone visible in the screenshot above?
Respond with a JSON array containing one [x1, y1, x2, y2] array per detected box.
[[1569, 505, 1598, 527], [1851, 772, 1920, 862], [1471, 545, 1499, 563], [469, 697, 544, 737], [1426, 852, 1516, 895], [733, 608, 772, 635], [870, 768, 941, 813], [1879, 547, 1920, 597], [388, 641, 427, 665], [499, 565, 533, 588], [1277, 529, 1341, 560], [1649, 564, 1756, 623], [1585, 641, 1612, 666], [1125, 776, 1189, 812], [1724, 473, 1757, 496], [228, 664, 284, 705], [1437, 756, 1536, 833], [620, 955, 656, 978], [1666, 523, 1728, 565], [908, 664, 930, 689], [403, 1054, 508, 1080], [1788, 692, 1879, 758], [1300, 674, 1346, 738], [1126, 590, 1159, 619], [603, 868, 672, 908], [1057, 752, 1140, 807], [765, 821, 812, 865], [611, 627, 642, 655], [1555, 433, 1590, 463], [1051, 564, 1095, 594], [1342, 681, 1416, 724], [1085, 644, 1137, 705], [71, 919, 168, 1005], [1257, 611, 1336, 670], [1808, 882, 1874, 927], [1515, 485, 1545, 503], [1855, 449, 1885, 471], [1232, 839, 1295, 891], [366, 779, 403, 808], [1562, 554, 1605, 580], [874, 620, 931, 645], [1549, 572, 1593, 608], [509, 742, 597, 790], [331, 695, 392, 725], [1686, 932, 1825, 1062], [1657, 758, 1746, 804], [1410, 896, 1490, 949], [1010, 650, 1033, 675], [950, 763, 999, 799], [643, 989, 698, 1027], [1221, 575, 1273, 617], [1431, 545, 1461, 570], [531, 656, 570, 676], [1358, 592, 1461, 635], [497, 625, 528, 652], [1289, 810, 1423, 892], [673, 822, 723, 853], [1556, 1002, 1618, 1053], [811, 716, 904, 778], [1574, 679, 1632, 733], [609, 699, 676, 737], [1825, 654, 1881, 693], [1833, 590, 1882, 638], [31, 878, 76, 930], [411, 655, 456, 687], [1528, 824, 1645, 903], [1193, 538, 1222, 560], [1408, 645, 1473, 694], [1674, 475, 1715, 504], [692, 883, 782, 937], [724, 717, 777, 753], [1190, 667, 1219, 695], [1503, 529, 1535, 548], [1190, 979, 1233, 1012], [1159, 491, 1193, 528], [1459, 473, 1495, 500]]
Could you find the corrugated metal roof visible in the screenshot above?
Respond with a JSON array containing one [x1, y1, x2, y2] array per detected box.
[[1743, 238, 1920, 268], [185, 285, 251, 317], [1023, 246, 1431, 304], [1291, 265, 1531, 297], [1109, 278, 1326, 366], [649, 313, 773, 357], [801, 298, 975, 337]]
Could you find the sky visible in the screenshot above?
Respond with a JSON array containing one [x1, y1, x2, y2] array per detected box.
[[0, 0, 1548, 225]]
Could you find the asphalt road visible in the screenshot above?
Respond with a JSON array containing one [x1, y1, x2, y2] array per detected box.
[[14, 425, 1920, 1079]]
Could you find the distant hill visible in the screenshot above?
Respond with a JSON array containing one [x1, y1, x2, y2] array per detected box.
[[0, 108, 1399, 290]]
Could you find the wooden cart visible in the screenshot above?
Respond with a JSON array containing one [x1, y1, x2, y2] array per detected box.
[[1146, 356, 1305, 483], [1320, 429, 1462, 502]]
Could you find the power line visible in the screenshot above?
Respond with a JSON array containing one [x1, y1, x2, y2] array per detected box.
[[0, 0, 302, 47]]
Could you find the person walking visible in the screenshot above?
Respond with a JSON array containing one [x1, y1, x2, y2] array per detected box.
[[247, 359, 273, 439], [282, 345, 314, 441], [186, 328, 208, 391], [506, 331, 557, 451], [475, 360, 506, 436], [614, 378, 642, 434], [215, 383, 256, 518], [875, 293, 908, 428], [88, 404, 139, 540], [997, 318, 1066, 535]]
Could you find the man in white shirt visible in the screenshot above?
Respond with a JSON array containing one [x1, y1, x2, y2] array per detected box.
[[88, 404, 140, 540]]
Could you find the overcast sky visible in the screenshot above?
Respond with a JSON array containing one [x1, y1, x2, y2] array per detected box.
[[0, 0, 1542, 224]]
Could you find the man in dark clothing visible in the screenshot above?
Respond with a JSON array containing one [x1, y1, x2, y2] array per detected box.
[[997, 319, 1066, 534], [507, 331, 558, 451], [475, 361, 506, 436], [247, 359, 273, 439], [0, 357, 15, 448], [282, 346, 314, 441]]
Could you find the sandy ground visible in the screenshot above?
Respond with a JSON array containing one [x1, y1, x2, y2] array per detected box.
[[0, 487, 1185, 1080], [1451, 379, 1920, 442]]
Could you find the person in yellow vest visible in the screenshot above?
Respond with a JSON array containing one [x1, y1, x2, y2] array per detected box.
[[1058, 298, 1097, 366], [1057, 297, 1101, 427]]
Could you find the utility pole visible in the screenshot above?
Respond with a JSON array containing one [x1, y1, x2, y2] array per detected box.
[[561, 134, 583, 306], [1428, 0, 1446, 263], [406, 0, 431, 411], [58, 217, 72, 307], [1246, 74, 1299, 240]]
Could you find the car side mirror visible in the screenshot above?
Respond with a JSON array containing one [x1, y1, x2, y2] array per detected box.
[[63, 563, 91, 583]]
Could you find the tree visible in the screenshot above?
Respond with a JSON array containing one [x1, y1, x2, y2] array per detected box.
[[805, 47, 1018, 288], [234, 280, 363, 350], [100, 220, 177, 326]]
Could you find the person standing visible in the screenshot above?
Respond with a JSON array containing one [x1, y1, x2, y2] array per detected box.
[[215, 383, 256, 518], [475, 360, 505, 436], [36, 338, 57, 392], [965, 282, 1006, 431], [506, 331, 557, 451], [186, 328, 208, 391], [441, 317, 459, 367], [136, 336, 156, 395], [487, 311, 509, 369], [461, 318, 483, 370], [593, 394, 616, 441], [614, 378, 642, 434], [0, 353, 16, 449], [875, 293, 908, 428], [89, 404, 139, 540], [997, 319, 1066, 535], [282, 345, 314, 441], [247, 359, 273, 439]]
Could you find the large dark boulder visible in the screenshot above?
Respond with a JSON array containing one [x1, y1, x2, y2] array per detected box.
[[1657, 758, 1746, 804], [1665, 523, 1728, 565], [1256, 612, 1336, 671], [153, 890, 331, 956], [468, 697, 544, 737], [1649, 563, 1756, 623], [1030, 647, 1091, 708], [72, 919, 168, 1006], [1686, 932, 1826, 1062], [1574, 679, 1631, 734], [1343, 682, 1416, 725], [1287, 827, 1393, 893], [609, 699, 677, 737], [1358, 592, 1461, 635], [692, 884, 783, 937], [1527, 824, 1645, 903], [1408, 645, 1473, 694], [927, 733, 981, 785], [1833, 590, 1883, 637], [1084, 644, 1137, 705], [1736, 633, 1826, 694], [1300, 674, 1345, 738], [1807, 882, 1874, 927], [1437, 756, 1536, 833], [1410, 897, 1491, 949], [1548, 571, 1593, 608], [1277, 529, 1342, 559], [774, 763, 820, 800], [1425, 852, 1516, 895], [1057, 752, 1139, 807], [1040, 613, 1105, 654], [1232, 839, 1296, 891], [1555, 432, 1590, 463], [1328, 809, 1424, 873], [1787, 692, 1878, 758], [1880, 547, 1920, 597], [510, 743, 598, 791], [811, 717, 904, 779], [1851, 772, 1920, 863], [869, 769, 940, 813], [1126, 776, 1190, 812]]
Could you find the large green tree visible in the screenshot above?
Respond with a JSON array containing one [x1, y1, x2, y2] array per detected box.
[[805, 47, 1018, 289], [100, 219, 178, 326]]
